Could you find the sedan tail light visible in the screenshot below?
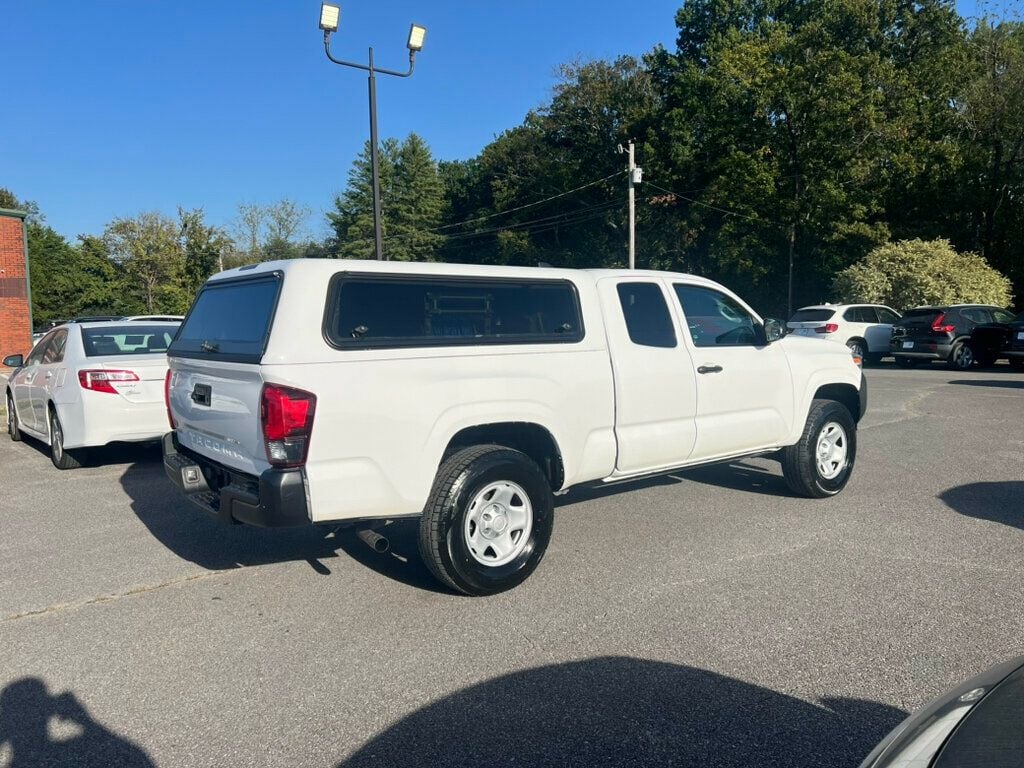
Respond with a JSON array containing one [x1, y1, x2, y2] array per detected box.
[[261, 384, 316, 468], [78, 369, 139, 394], [931, 313, 955, 333], [815, 323, 839, 334]]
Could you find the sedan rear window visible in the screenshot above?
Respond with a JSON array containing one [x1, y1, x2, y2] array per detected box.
[[170, 274, 281, 362], [83, 325, 179, 356], [788, 309, 835, 322]]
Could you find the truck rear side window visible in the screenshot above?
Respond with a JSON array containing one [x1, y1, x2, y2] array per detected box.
[[170, 274, 281, 362], [324, 275, 584, 348], [616, 282, 677, 348]]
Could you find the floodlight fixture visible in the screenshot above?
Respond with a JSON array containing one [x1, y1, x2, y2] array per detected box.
[[407, 24, 427, 52], [319, 3, 340, 33]]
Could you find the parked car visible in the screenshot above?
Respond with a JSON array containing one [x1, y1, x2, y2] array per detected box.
[[163, 260, 865, 595], [786, 304, 900, 363], [68, 315, 125, 323], [967, 309, 1024, 369], [890, 304, 1008, 370], [3, 321, 180, 469], [123, 314, 185, 323], [860, 655, 1024, 767]]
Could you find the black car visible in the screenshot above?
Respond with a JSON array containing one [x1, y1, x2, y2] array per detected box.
[[968, 310, 1024, 369], [860, 655, 1024, 767], [890, 305, 1008, 370]]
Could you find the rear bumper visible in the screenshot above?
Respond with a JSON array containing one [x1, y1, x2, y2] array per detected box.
[[162, 432, 311, 527], [890, 339, 952, 360]]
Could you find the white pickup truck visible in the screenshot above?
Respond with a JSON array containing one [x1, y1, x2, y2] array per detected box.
[[163, 260, 865, 595]]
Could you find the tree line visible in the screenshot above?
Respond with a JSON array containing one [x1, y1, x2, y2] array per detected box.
[[5, 0, 1022, 322]]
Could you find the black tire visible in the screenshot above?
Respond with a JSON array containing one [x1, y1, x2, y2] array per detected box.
[[781, 399, 857, 498], [948, 341, 973, 371], [6, 393, 22, 442], [865, 352, 884, 366], [418, 445, 554, 596], [895, 356, 917, 369], [1010, 358, 1024, 371], [846, 339, 866, 361], [49, 407, 83, 470]]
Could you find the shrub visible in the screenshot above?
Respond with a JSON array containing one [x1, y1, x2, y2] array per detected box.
[[833, 239, 1013, 310]]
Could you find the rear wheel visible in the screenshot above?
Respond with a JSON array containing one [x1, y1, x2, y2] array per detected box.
[[49, 408, 84, 470], [949, 341, 973, 371], [6, 393, 22, 442], [846, 339, 866, 361], [419, 445, 554, 596], [781, 399, 857, 498]]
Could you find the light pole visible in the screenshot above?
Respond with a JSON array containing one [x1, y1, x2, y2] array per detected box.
[[320, 4, 426, 261]]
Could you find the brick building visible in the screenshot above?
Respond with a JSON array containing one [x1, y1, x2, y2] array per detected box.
[[0, 208, 32, 365]]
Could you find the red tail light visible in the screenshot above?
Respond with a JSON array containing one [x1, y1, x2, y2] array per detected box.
[[931, 313, 955, 333], [815, 323, 839, 334], [261, 384, 316, 468], [164, 370, 176, 429], [78, 369, 139, 394]]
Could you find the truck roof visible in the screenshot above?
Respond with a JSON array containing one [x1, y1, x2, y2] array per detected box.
[[208, 258, 724, 289]]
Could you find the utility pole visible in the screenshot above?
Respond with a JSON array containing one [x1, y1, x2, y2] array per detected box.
[[622, 141, 642, 269]]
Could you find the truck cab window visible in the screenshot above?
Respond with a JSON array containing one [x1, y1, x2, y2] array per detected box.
[[674, 284, 758, 347], [616, 282, 677, 348]]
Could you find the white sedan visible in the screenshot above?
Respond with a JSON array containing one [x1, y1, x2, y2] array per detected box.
[[3, 321, 179, 469]]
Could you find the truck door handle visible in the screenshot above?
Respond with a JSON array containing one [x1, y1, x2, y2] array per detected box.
[[697, 365, 723, 374]]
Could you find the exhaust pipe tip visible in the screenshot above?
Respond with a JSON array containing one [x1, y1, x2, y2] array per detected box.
[[356, 528, 389, 554]]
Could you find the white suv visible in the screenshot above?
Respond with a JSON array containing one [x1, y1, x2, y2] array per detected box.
[[787, 304, 901, 363], [163, 260, 866, 595]]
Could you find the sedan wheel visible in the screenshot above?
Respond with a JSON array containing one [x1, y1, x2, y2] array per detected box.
[[49, 409, 83, 470], [6, 395, 22, 442]]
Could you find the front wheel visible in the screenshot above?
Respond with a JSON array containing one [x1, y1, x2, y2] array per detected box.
[[781, 399, 857, 498], [49, 408, 84, 470], [418, 445, 554, 596], [7, 394, 22, 442]]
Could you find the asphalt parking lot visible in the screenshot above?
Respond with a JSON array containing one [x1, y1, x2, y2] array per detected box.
[[1, 364, 1022, 767]]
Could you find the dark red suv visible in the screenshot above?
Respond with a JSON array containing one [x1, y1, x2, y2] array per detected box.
[[890, 305, 1012, 370]]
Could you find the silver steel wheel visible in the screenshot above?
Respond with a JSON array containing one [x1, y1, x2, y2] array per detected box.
[[463, 480, 533, 567], [51, 414, 63, 462], [815, 421, 848, 480]]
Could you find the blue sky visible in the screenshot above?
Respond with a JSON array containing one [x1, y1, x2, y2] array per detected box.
[[0, 1, 994, 242]]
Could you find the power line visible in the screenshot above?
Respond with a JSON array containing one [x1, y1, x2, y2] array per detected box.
[[426, 170, 625, 232], [644, 181, 773, 225]]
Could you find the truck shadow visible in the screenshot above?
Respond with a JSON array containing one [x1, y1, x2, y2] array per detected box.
[[562, 459, 788, 505], [336, 656, 907, 768], [939, 481, 1024, 530], [118, 458, 448, 594]]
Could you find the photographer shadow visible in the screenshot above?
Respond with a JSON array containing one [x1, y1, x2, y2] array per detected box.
[[0, 678, 153, 768]]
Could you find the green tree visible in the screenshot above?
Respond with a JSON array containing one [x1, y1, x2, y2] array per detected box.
[[328, 138, 398, 259], [179, 207, 232, 295], [833, 238, 1013, 309], [26, 225, 116, 321], [103, 212, 188, 313], [386, 133, 445, 261]]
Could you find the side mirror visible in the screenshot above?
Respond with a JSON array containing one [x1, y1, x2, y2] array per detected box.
[[2, 354, 25, 368], [763, 318, 785, 343]]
